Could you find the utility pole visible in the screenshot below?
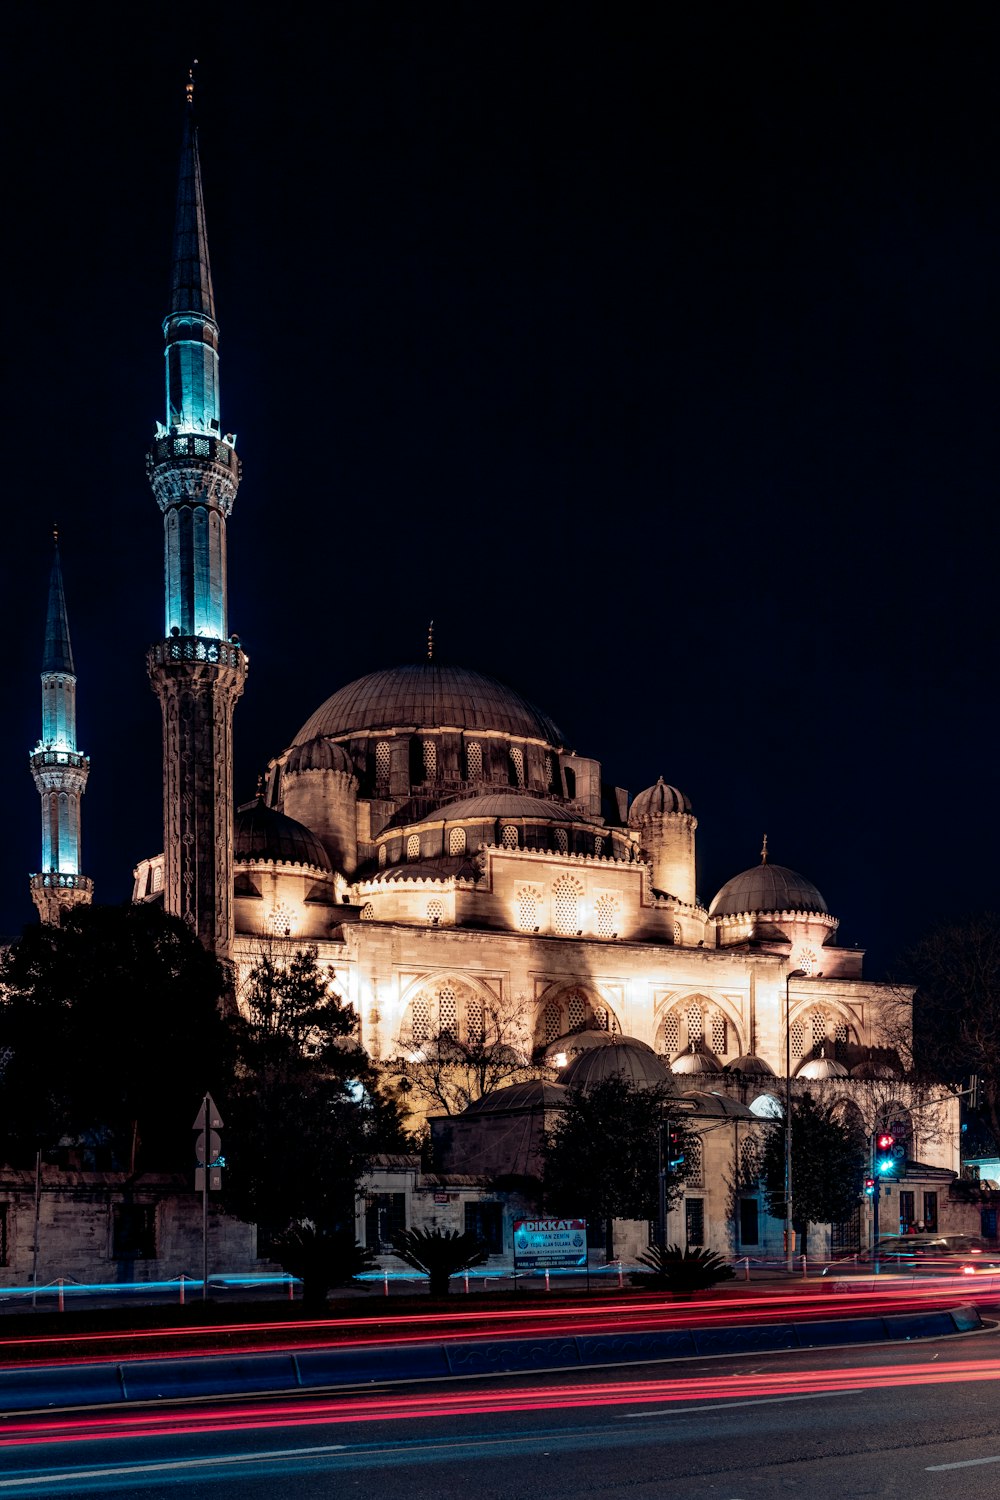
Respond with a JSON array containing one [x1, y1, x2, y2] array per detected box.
[[193, 1094, 224, 1300]]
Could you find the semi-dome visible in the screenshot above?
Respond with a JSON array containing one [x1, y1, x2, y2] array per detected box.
[[709, 862, 828, 919], [462, 1080, 569, 1114], [542, 1029, 641, 1066], [292, 663, 565, 747], [561, 1039, 672, 1092], [234, 798, 332, 871], [628, 777, 692, 824], [422, 792, 579, 824]]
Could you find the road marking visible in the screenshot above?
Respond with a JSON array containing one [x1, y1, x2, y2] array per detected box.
[[0, 1443, 347, 1489], [619, 1391, 848, 1418], [926, 1455, 1000, 1471]]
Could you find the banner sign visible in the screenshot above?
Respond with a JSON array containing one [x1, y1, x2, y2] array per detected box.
[[513, 1218, 588, 1269]]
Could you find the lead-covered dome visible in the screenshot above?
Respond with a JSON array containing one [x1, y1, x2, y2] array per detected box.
[[561, 1039, 672, 1092], [235, 799, 332, 871], [292, 663, 565, 747], [709, 863, 827, 919], [628, 777, 692, 824]]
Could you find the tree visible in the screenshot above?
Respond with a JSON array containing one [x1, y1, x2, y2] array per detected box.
[[392, 991, 540, 1115], [542, 1077, 687, 1254], [391, 1227, 488, 1296], [0, 904, 233, 1169], [222, 944, 412, 1307], [760, 1091, 866, 1254], [904, 912, 1000, 1150]]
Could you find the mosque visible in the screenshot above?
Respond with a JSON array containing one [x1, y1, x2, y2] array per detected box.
[[25, 89, 963, 1268]]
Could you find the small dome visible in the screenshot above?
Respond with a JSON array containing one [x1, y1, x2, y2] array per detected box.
[[284, 739, 355, 775], [709, 862, 828, 919], [849, 1057, 902, 1080], [628, 777, 692, 825], [543, 1029, 646, 1066], [292, 663, 565, 747], [725, 1053, 776, 1077], [234, 799, 332, 871], [462, 1080, 569, 1114], [796, 1055, 849, 1080], [680, 1090, 757, 1118], [561, 1039, 672, 1092], [670, 1044, 724, 1075]]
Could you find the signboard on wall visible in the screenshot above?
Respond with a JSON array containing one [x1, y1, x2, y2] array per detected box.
[[513, 1218, 588, 1269]]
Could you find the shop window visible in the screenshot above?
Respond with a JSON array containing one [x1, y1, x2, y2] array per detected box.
[[899, 1190, 915, 1233]]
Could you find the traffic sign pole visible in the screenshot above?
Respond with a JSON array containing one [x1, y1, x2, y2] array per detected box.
[[193, 1094, 224, 1301]]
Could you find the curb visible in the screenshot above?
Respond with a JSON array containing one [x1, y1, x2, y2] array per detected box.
[[0, 1303, 982, 1413]]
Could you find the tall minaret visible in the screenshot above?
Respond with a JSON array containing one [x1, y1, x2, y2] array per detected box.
[[29, 532, 93, 922], [146, 74, 247, 959]]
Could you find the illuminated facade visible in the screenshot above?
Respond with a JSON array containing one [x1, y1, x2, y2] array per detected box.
[[126, 104, 961, 1261], [29, 537, 92, 923]]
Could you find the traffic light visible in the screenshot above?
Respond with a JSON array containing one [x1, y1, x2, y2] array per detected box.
[[864, 1177, 877, 1196], [875, 1131, 897, 1177], [665, 1120, 685, 1172]]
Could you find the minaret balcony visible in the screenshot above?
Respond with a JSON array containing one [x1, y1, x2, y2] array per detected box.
[[147, 432, 241, 515], [31, 872, 94, 895], [149, 635, 247, 671], [30, 747, 89, 770]]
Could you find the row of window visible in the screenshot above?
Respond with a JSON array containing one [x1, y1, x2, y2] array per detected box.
[[374, 738, 564, 792], [379, 825, 607, 865]]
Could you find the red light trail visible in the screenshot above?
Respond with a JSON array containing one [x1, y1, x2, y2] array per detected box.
[[2, 1357, 1000, 1450]]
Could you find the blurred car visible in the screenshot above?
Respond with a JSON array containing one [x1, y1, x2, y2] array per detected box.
[[823, 1233, 1000, 1275]]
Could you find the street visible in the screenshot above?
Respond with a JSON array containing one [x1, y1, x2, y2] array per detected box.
[[4, 1319, 1000, 1496]]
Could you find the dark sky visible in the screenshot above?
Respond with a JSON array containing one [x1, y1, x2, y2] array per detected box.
[[2, 3, 997, 976]]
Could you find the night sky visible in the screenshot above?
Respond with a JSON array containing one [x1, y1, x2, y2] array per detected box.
[[2, 4, 997, 976]]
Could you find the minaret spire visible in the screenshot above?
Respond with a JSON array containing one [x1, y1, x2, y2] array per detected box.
[[147, 78, 246, 958], [30, 533, 93, 922]]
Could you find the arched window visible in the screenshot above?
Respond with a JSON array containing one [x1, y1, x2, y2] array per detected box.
[[466, 999, 484, 1041], [423, 740, 437, 781], [375, 741, 391, 783], [594, 835, 604, 857], [427, 899, 443, 924], [595, 894, 617, 938], [437, 984, 458, 1038], [544, 1000, 562, 1042], [811, 1011, 828, 1051], [567, 990, 587, 1030], [552, 876, 582, 935], [406, 834, 420, 861], [555, 828, 568, 853], [465, 741, 483, 779], [501, 824, 519, 849], [509, 746, 525, 788], [660, 1012, 680, 1056], [790, 1020, 805, 1058], [360, 902, 375, 921], [710, 1013, 727, 1054], [449, 826, 467, 855], [672, 920, 682, 945], [411, 997, 429, 1043], [265, 903, 294, 937], [378, 844, 387, 867], [685, 1134, 704, 1186], [686, 1003, 703, 1044], [516, 887, 538, 932]]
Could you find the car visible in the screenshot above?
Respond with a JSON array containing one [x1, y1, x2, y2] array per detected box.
[[824, 1233, 1000, 1275]]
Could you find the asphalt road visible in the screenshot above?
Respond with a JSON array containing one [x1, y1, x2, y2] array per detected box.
[[5, 1322, 1000, 1498]]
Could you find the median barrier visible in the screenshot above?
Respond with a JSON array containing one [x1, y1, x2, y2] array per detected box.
[[0, 1302, 984, 1412]]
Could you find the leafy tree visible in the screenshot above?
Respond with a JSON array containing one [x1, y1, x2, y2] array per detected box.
[[760, 1091, 866, 1254], [905, 912, 1000, 1150], [393, 991, 540, 1115], [391, 1226, 488, 1296], [542, 1077, 687, 1253], [221, 944, 412, 1306], [0, 904, 233, 1168]]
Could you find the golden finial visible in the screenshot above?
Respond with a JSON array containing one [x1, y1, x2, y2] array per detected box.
[[427, 619, 434, 662], [52, 521, 59, 545], [760, 833, 768, 865], [256, 773, 265, 800], [185, 60, 198, 107]]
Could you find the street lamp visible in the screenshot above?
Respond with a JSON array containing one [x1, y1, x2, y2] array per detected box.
[[784, 969, 806, 1273]]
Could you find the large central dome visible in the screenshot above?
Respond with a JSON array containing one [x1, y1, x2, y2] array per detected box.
[[292, 663, 566, 747]]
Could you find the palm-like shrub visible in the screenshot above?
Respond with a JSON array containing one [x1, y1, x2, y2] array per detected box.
[[392, 1227, 489, 1296], [271, 1222, 377, 1311], [630, 1243, 735, 1293]]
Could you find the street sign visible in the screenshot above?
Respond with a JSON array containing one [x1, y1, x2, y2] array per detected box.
[[194, 1130, 222, 1166], [195, 1167, 223, 1192], [192, 1095, 224, 1131], [513, 1218, 587, 1270]]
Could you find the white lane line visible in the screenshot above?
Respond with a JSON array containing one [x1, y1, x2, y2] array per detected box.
[[926, 1455, 1000, 1471], [618, 1391, 849, 1418], [0, 1443, 347, 1489]]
